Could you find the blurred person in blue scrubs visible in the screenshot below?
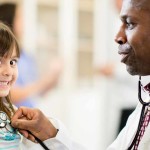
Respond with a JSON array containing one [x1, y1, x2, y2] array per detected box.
[[0, 2, 63, 108]]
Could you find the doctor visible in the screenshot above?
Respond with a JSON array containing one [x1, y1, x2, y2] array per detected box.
[[107, 0, 150, 149]]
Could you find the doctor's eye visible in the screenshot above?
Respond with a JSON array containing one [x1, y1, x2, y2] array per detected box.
[[126, 21, 136, 30]]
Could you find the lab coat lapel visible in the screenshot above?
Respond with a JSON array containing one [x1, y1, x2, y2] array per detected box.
[[124, 104, 142, 148]]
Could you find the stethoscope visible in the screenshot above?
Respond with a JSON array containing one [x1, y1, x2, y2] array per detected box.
[[28, 131, 50, 150], [0, 111, 50, 150], [128, 76, 150, 150]]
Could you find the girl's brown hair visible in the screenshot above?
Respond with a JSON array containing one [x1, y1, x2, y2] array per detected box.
[[0, 3, 16, 31], [0, 22, 20, 118]]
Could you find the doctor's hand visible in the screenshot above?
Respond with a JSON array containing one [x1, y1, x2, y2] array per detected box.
[[11, 107, 58, 142]]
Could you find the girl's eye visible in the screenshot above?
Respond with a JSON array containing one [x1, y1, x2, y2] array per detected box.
[[10, 59, 18, 66]]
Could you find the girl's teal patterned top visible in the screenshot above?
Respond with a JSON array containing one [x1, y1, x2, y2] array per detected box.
[[0, 111, 22, 150]]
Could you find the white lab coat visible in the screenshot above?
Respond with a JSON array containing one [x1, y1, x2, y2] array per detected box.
[[107, 102, 150, 150]]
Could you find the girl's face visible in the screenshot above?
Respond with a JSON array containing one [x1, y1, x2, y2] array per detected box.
[[0, 48, 18, 97]]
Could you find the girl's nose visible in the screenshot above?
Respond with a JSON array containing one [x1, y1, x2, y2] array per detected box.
[[1, 65, 13, 76]]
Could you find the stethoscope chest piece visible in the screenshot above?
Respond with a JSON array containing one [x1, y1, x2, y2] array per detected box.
[[0, 111, 8, 128]]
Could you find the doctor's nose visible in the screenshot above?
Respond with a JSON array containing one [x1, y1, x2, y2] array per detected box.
[[115, 26, 127, 45]]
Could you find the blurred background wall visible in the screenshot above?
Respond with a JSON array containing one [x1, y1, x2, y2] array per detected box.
[[0, 0, 138, 149]]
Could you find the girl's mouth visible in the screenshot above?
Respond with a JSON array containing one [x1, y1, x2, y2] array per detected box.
[[0, 81, 9, 86]]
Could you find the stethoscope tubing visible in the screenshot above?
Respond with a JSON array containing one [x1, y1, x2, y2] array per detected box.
[[28, 131, 50, 150]]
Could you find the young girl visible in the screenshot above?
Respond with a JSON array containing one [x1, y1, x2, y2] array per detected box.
[[0, 21, 53, 150], [0, 21, 22, 149], [0, 22, 54, 150], [0, 21, 52, 150]]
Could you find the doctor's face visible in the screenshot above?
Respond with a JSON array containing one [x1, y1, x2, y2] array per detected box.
[[115, 0, 150, 76]]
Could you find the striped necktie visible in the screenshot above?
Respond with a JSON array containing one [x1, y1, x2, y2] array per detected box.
[[133, 107, 150, 149]]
